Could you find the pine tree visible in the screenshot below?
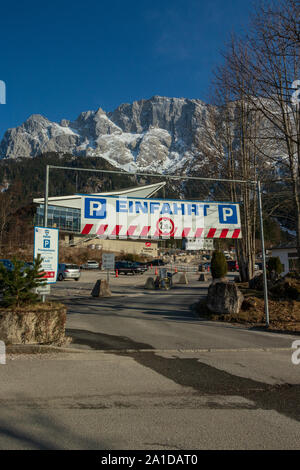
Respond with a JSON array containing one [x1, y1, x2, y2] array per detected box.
[[0, 254, 46, 307], [267, 257, 283, 276], [211, 251, 228, 279]]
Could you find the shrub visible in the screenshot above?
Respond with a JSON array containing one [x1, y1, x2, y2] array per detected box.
[[0, 255, 46, 307], [285, 285, 299, 300], [211, 251, 228, 279], [267, 257, 283, 275], [288, 271, 300, 280], [269, 276, 300, 300]]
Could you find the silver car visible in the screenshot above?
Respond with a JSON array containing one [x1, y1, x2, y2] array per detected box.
[[80, 260, 100, 270], [57, 263, 81, 281]]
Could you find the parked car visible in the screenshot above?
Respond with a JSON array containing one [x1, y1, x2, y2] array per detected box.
[[115, 261, 144, 275], [19, 261, 35, 275], [147, 259, 165, 267], [227, 260, 239, 272], [24, 261, 34, 269], [57, 263, 81, 281], [0, 259, 14, 271], [132, 261, 148, 273], [80, 260, 100, 270]]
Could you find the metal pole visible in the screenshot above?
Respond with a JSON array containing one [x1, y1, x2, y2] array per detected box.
[[257, 181, 269, 327], [44, 165, 49, 227], [42, 165, 50, 303], [46, 164, 256, 186]]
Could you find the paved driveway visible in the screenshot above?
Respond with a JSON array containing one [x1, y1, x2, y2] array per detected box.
[[1, 273, 300, 449]]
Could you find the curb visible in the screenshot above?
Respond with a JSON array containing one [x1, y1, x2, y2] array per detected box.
[[6, 344, 293, 355], [6, 343, 83, 354]]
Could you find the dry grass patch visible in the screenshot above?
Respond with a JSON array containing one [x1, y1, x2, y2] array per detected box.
[[195, 290, 300, 332]]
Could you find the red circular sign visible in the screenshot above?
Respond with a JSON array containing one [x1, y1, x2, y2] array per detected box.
[[156, 217, 175, 237], [145, 242, 151, 247]]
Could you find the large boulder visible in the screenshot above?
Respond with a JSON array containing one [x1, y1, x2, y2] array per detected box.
[[249, 274, 273, 291], [207, 281, 244, 315], [178, 273, 188, 284], [91, 279, 112, 297], [198, 273, 210, 282], [144, 277, 155, 290]]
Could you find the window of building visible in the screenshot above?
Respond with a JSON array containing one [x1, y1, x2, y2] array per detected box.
[[288, 258, 299, 272], [34, 205, 81, 233]]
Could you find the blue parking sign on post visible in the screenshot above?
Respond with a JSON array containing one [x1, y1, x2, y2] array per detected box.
[[34, 226, 59, 284]]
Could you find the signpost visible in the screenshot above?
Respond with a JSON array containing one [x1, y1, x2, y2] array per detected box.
[[34, 226, 59, 300], [34, 284, 51, 296], [81, 196, 242, 240], [102, 253, 115, 282]]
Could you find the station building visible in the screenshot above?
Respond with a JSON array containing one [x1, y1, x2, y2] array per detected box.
[[33, 182, 166, 257]]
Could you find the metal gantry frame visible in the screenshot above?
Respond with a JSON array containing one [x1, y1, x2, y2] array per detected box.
[[43, 164, 269, 326]]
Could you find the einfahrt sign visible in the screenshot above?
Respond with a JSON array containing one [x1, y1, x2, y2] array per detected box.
[[81, 196, 242, 240]]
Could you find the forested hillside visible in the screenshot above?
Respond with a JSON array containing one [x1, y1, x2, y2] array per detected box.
[[0, 152, 293, 255]]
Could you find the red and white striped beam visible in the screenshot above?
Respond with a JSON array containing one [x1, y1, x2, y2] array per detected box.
[[81, 224, 241, 239]]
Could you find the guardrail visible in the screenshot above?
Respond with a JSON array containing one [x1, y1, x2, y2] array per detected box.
[[163, 264, 198, 273]]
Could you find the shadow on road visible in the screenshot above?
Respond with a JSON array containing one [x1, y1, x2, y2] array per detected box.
[[116, 351, 300, 424], [0, 397, 112, 449], [66, 328, 155, 351]]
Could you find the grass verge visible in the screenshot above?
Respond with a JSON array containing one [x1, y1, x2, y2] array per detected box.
[[195, 287, 300, 333]]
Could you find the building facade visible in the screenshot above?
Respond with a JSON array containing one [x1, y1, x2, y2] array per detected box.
[[271, 243, 298, 276], [33, 182, 166, 257]]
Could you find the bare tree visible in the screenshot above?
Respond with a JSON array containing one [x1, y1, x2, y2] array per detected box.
[[199, 57, 266, 281], [223, 0, 300, 265]]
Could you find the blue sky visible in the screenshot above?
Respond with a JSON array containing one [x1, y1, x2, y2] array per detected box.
[[0, 0, 252, 138]]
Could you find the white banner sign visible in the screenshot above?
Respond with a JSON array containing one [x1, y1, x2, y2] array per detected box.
[[34, 284, 51, 295], [184, 238, 214, 250], [34, 226, 59, 284], [102, 253, 115, 270], [81, 196, 242, 240]]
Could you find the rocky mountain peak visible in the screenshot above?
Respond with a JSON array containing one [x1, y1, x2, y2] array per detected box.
[[0, 96, 211, 173]]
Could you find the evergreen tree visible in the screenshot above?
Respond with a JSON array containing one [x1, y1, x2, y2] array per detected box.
[[211, 251, 228, 279], [0, 255, 46, 307], [267, 257, 283, 276]]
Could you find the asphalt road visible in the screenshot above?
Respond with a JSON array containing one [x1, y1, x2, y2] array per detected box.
[[64, 283, 296, 352], [1, 271, 300, 449]]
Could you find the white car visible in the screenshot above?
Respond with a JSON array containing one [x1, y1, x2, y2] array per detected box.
[[80, 260, 100, 270]]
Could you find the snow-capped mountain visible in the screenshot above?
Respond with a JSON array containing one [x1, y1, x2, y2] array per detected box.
[[0, 96, 212, 173]]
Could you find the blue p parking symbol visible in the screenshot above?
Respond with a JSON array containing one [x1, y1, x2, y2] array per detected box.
[[43, 239, 50, 248], [218, 204, 238, 224], [84, 198, 107, 219]]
